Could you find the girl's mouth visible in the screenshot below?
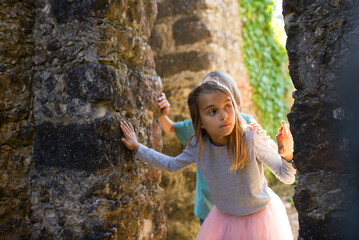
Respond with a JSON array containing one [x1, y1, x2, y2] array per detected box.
[[220, 123, 231, 128]]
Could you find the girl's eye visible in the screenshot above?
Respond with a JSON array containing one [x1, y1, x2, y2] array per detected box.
[[225, 104, 232, 110], [208, 109, 216, 115]]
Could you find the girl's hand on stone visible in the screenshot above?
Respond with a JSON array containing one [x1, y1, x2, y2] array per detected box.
[[276, 121, 294, 161], [120, 121, 140, 151], [158, 93, 170, 116]]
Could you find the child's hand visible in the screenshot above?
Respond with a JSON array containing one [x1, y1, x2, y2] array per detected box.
[[120, 121, 140, 151], [276, 121, 294, 161], [248, 123, 270, 141], [158, 93, 170, 116], [248, 123, 277, 151], [247, 123, 263, 131]]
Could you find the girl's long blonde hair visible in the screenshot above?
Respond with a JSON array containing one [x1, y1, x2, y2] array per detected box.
[[187, 80, 248, 171]]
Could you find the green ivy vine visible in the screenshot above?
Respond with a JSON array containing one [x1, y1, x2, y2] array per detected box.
[[238, 0, 293, 138]]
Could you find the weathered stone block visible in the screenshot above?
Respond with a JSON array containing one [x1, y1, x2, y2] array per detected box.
[[293, 171, 353, 238], [157, 0, 206, 19], [155, 51, 213, 78], [34, 122, 101, 171], [148, 28, 163, 52], [173, 15, 211, 45], [126, 0, 158, 38], [65, 63, 115, 103], [288, 102, 349, 174], [298, 213, 343, 239], [33, 118, 128, 172], [50, 0, 117, 24]]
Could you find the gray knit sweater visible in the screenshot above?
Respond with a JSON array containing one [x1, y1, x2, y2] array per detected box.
[[135, 128, 296, 216]]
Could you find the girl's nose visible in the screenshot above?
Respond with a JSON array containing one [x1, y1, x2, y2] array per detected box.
[[220, 110, 228, 120]]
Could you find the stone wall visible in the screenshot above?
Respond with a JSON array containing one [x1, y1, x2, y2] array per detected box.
[[0, 0, 35, 237], [0, 0, 166, 239], [283, 0, 355, 239], [150, 0, 254, 238]]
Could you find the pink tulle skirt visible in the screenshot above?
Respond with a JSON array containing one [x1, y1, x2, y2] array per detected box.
[[196, 189, 293, 240]]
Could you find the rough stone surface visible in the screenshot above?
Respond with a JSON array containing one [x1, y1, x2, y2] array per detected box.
[[172, 15, 211, 46], [284, 0, 356, 238], [0, 1, 35, 238], [154, 51, 214, 78], [150, 0, 255, 238], [0, 0, 166, 239], [156, 0, 207, 19]]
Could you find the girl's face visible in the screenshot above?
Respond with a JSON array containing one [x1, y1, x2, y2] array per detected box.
[[198, 91, 235, 146]]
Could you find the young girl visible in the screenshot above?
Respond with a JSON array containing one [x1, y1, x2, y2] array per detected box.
[[157, 71, 266, 225], [120, 80, 295, 239]]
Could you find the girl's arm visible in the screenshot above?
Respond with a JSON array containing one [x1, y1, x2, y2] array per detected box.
[[253, 123, 296, 184], [158, 93, 195, 143], [158, 93, 175, 134], [135, 144, 194, 172], [158, 115, 175, 134], [120, 121, 194, 172]]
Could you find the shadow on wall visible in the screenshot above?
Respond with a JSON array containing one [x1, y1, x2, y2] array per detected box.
[[342, 49, 359, 239], [341, 7, 359, 237]]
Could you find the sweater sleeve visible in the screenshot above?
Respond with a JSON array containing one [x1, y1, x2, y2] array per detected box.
[[135, 143, 194, 172], [253, 130, 296, 184]]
